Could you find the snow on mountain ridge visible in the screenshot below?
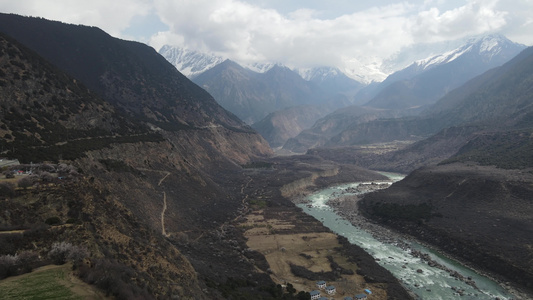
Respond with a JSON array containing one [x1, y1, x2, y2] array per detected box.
[[245, 62, 276, 73], [296, 67, 341, 81], [415, 45, 473, 70], [411, 34, 514, 71], [159, 34, 522, 84], [159, 45, 224, 78]]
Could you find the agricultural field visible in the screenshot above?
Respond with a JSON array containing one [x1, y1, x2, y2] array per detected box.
[[0, 264, 109, 300]]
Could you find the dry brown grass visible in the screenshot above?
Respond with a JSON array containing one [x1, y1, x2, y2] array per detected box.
[[242, 209, 388, 299], [0, 263, 112, 300]]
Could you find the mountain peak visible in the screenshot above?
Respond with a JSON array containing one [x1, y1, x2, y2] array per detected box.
[[412, 34, 525, 71], [158, 45, 224, 78]]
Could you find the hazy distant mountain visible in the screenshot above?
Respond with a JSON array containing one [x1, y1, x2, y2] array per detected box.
[[159, 45, 224, 78], [193, 60, 326, 124], [298, 66, 365, 99], [363, 35, 526, 109], [251, 105, 327, 148], [159, 46, 366, 144], [282, 106, 417, 153]]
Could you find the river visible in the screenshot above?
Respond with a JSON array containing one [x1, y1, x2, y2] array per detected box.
[[297, 173, 513, 300]]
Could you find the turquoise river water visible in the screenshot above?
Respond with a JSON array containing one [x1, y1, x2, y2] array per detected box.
[[297, 173, 513, 300]]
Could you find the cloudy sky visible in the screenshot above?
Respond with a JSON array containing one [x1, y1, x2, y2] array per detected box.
[[1, 0, 532, 77]]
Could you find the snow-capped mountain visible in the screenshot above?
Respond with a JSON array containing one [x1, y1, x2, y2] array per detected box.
[[413, 34, 522, 72], [341, 56, 390, 83], [297, 66, 342, 81], [380, 38, 468, 75], [381, 34, 525, 86], [362, 34, 526, 109], [159, 34, 524, 87], [158, 45, 224, 78], [245, 62, 277, 73]]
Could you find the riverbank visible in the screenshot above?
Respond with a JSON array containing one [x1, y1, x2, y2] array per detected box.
[[323, 182, 530, 300], [239, 204, 408, 299]]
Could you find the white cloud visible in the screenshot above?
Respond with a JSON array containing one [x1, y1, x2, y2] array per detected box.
[[411, 0, 508, 43], [2, 0, 532, 77], [149, 0, 529, 73], [151, 0, 417, 68], [0, 0, 152, 37], [495, 0, 533, 45]]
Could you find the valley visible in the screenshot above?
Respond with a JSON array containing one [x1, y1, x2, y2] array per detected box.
[[1, 11, 533, 300]]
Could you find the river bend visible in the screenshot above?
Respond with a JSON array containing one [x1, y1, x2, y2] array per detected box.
[[297, 174, 512, 300]]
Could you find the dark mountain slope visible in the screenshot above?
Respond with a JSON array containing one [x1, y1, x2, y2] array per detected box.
[[0, 13, 275, 298], [425, 46, 533, 128], [0, 30, 208, 299], [0, 13, 273, 164], [0, 32, 154, 163], [360, 164, 533, 295], [0, 13, 245, 130]]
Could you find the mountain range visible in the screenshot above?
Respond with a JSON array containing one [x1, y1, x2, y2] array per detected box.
[[362, 34, 526, 109], [161, 35, 525, 149], [282, 35, 526, 153]]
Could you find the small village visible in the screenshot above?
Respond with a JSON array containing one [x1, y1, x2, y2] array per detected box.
[[0, 159, 81, 195], [310, 280, 372, 300]]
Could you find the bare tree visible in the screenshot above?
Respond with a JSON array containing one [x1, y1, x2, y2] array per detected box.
[[48, 242, 89, 265]]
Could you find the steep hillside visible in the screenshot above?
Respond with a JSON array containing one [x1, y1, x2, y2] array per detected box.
[[359, 163, 533, 295], [0, 32, 153, 163], [0, 13, 273, 299], [0, 167, 204, 299], [0, 13, 247, 132]]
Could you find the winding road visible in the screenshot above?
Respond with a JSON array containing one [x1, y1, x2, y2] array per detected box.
[[158, 172, 171, 237]]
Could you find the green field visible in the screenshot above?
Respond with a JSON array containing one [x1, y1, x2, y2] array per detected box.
[[0, 265, 82, 300]]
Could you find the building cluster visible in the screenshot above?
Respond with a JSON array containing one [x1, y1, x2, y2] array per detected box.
[[309, 281, 372, 300]]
